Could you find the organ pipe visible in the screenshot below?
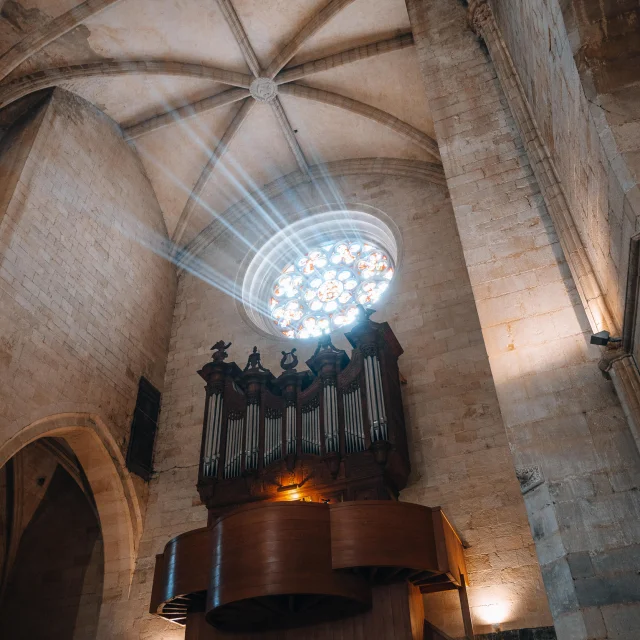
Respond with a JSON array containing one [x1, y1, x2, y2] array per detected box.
[[197, 314, 407, 510], [245, 402, 259, 471], [264, 412, 282, 466], [285, 405, 296, 454], [343, 386, 365, 453], [302, 403, 321, 454], [364, 354, 387, 442], [324, 382, 339, 453], [225, 415, 244, 478], [203, 391, 223, 477]]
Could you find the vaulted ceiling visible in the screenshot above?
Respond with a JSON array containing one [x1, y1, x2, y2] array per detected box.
[[0, 0, 439, 249]]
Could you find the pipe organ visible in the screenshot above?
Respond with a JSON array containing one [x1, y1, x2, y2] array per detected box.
[[150, 312, 474, 639], [195, 311, 410, 515]]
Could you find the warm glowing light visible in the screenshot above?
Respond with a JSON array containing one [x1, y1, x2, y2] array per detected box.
[[475, 602, 511, 626], [289, 491, 300, 501]]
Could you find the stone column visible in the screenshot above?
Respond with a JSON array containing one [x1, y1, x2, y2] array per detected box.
[[467, 0, 618, 337], [406, 1, 640, 638], [468, 0, 640, 464]]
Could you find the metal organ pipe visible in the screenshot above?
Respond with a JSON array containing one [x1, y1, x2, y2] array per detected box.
[[224, 415, 244, 478], [286, 405, 296, 454], [355, 388, 364, 448], [202, 393, 213, 476], [364, 354, 387, 442], [203, 392, 224, 477], [245, 403, 259, 471], [264, 414, 268, 466], [324, 382, 339, 453], [343, 386, 365, 453], [302, 403, 320, 455], [264, 412, 282, 466], [373, 356, 387, 440], [302, 409, 308, 453], [343, 389, 352, 453], [302, 407, 309, 454], [244, 405, 250, 471]]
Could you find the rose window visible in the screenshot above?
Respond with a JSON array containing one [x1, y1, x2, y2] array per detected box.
[[269, 240, 394, 339]]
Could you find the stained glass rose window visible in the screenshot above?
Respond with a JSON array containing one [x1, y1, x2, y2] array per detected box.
[[269, 240, 394, 339]]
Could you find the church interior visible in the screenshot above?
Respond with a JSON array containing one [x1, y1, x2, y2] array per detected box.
[[0, 0, 639, 638]]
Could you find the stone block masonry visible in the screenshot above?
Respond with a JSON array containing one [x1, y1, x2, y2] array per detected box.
[[490, 0, 640, 329], [405, 1, 640, 638], [110, 174, 553, 639], [0, 88, 176, 608]]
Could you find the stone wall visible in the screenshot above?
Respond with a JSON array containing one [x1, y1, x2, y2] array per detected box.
[[111, 173, 553, 639], [562, 0, 640, 187], [405, 1, 640, 638], [0, 87, 176, 586], [490, 0, 640, 329]]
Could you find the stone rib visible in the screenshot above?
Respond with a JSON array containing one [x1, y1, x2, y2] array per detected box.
[[122, 33, 414, 139], [172, 98, 256, 247], [265, 0, 357, 79], [469, 0, 618, 335], [279, 83, 440, 161], [216, 0, 262, 77], [0, 0, 125, 81], [0, 61, 254, 109], [180, 157, 445, 264], [275, 33, 415, 84], [125, 88, 250, 140], [270, 97, 310, 176]]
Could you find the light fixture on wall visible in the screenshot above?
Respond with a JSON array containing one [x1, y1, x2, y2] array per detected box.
[[590, 330, 621, 346], [277, 482, 304, 501], [277, 482, 301, 491]]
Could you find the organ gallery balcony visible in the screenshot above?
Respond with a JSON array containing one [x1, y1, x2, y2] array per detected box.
[[150, 312, 475, 638]]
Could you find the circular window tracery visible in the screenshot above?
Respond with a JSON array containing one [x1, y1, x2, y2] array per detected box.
[[270, 240, 395, 339]]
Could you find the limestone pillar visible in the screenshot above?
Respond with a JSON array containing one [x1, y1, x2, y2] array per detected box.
[[467, 0, 640, 461], [406, 0, 640, 637]]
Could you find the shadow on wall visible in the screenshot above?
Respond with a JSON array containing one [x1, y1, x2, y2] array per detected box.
[[0, 446, 104, 639], [0, 413, 142, 638]]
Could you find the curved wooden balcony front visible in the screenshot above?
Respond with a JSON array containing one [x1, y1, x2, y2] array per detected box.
[[330, 501, 465, 591], [206, 501, 370, 631], [150, 500, 466, 633], [149, 526, 211, 625]]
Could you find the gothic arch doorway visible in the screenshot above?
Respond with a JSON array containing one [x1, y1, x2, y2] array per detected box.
[[0, 413, 141, 637]]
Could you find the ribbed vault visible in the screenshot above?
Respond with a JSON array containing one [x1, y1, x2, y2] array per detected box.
[[0, 0, 439, 250]]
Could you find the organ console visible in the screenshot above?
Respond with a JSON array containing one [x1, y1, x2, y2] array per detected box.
[[150, 311, 476, 639]]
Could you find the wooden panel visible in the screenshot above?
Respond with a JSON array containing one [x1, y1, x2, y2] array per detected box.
[[409, 583, 426, 640], [432, 508, 466, 587], [424, 619, 457, 640], [149, 553, 165, 614], [150, 526, 211, 613], [206, 501, 370, 632], [330, 501, 439, 571], [189, 582, 423, 639], [185, 612, 214, 640], [151, 500, 467, 631]]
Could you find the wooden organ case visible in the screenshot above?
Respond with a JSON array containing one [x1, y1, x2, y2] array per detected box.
[[150, 313, 476, 639]]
